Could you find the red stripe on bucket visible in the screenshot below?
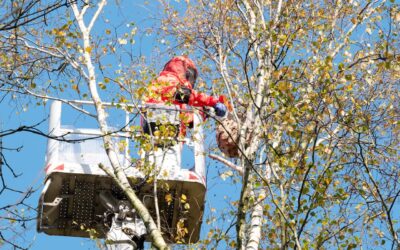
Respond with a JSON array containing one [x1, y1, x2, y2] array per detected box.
[[54, 164, 64, 171], [44, 164, 51, 173], [189, 172, 199, 180]]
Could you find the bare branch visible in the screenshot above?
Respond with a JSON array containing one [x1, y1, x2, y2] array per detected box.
[[209, 153, 243, 175], [87, 0, 106, 32]]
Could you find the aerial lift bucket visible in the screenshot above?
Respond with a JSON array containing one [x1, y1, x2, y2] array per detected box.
[[37, 101, 207, 246]]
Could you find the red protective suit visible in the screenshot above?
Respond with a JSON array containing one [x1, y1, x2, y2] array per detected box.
[[145, 56, 220, 107], [144, 56, 223, 135]]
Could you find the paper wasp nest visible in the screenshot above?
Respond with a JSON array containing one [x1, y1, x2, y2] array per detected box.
[[216, 115, 240, 158]]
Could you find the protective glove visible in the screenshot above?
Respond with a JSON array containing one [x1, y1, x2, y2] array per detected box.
[[174, 86, 192, 104], [214, 102, 227, 117]]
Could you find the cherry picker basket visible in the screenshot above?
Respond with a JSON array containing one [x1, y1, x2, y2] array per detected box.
[[37, 101, 207, 244]]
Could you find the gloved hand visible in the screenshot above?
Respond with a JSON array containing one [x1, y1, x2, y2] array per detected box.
[[214, 102, 227, 117]]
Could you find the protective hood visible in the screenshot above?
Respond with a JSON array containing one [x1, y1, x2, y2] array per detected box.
[[160, 56, 198, 84]]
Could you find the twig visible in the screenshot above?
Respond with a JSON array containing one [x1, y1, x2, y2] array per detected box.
[[209, 153, 243, 175]]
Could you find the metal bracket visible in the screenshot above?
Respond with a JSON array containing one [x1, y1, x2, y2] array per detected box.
[[43, 197, 63, 207]]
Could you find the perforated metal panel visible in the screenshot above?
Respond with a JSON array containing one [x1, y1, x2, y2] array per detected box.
[[37, 172, 205, 243], [58, 180, 69, 230], [72, 180, 95, 228]]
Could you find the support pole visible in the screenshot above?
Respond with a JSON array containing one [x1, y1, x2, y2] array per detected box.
[[193, 110, 206, 182], [46, 101, 62, 164]]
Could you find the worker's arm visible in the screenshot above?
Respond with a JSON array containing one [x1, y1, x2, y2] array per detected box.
[[188, 90, 219, 107]]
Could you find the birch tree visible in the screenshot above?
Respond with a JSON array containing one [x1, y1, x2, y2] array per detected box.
[[69, 2, 168, 248], [0, 0, 170, 249], [1, 0, 399, 249], [159, 0, 400, 249]]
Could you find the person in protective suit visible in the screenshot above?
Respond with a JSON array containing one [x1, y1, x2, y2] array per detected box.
[[143, 56, 227, 136]]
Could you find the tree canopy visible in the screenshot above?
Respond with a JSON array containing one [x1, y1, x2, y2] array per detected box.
[[0, 0, 399, 249]]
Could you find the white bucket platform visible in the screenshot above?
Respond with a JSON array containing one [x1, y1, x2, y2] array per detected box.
[[37, 101, 207, 244]]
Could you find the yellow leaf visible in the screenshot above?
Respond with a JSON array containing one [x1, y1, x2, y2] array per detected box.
[[85, 46, 92, 53], [72, 84, 79, 93], [180, 194, 187, 203], [165, 193, 172, 205], [184, 203, 190, 210], [395, 12, 400, 22]]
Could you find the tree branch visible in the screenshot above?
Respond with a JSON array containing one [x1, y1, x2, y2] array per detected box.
[[209, 153, 243, 175]]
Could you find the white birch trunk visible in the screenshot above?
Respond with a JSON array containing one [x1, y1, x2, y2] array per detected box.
[[70, 1, 169, 249], [246, 189, 265, 250], [237, 1, 268, 248]]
